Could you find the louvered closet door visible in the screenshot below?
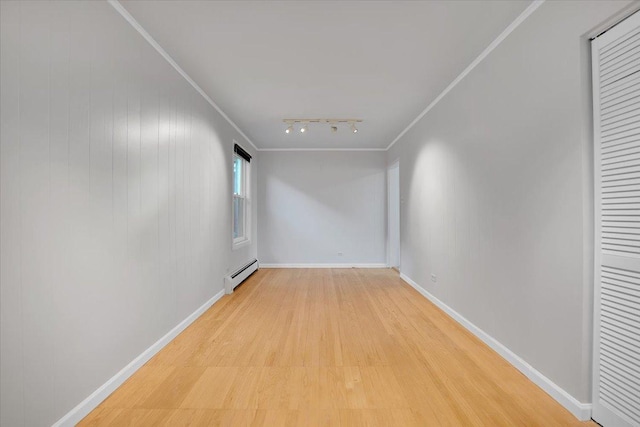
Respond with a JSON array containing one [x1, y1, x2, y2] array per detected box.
[[593, 9, 640, 427]]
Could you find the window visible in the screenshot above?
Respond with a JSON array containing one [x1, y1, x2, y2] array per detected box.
[[233, 143, 251, 247]]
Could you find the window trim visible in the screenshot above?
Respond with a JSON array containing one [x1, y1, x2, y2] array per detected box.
[[232, 146, 251, 250]]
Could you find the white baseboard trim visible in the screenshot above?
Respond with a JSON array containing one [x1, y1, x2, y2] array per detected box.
[[399, 273, 592, 421], [260, 263, 388, 269], [52, 289, 225, 427]]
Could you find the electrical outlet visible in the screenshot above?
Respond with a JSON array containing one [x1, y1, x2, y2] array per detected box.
[[431, 273, 437, 283]]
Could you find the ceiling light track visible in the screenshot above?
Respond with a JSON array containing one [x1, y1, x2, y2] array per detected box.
[[283, 119, 362, 134]]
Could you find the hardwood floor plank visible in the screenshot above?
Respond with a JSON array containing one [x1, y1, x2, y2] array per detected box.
[[80, 268, 595, 426], [138, 367, 206, 409], [101, 365, 175, 409]]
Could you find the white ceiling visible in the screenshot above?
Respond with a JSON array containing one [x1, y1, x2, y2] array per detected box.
[[120, 0, 531, 150]]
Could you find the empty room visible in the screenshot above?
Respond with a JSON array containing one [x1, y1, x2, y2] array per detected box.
[[2, 0, 640, 426]]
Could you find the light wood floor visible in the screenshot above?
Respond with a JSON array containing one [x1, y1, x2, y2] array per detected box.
[[80, 268, 595, 426]]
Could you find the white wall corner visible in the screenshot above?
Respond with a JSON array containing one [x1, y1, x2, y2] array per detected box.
[[107, 0, 258, 152], [52, 289, 225, 427], [399, 273, 592, 421], [385, 0, 545, 151]]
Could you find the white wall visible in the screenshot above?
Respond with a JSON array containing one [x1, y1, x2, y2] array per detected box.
[[0, 1, 257, 425], [258, 151, 386, 266], [387, 161, 400, 268], [388, 0, 635, 405]]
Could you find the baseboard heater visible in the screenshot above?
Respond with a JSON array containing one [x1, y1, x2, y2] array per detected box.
[[224, 259, 259, 294]]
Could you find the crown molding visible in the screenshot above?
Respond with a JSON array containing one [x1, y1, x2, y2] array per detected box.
[[109, 0, 545, 154], [385, 0, 545, 151], [107, 0, 259, 152], [258, 148, 387, 152]]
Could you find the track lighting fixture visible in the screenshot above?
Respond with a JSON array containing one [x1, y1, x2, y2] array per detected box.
[[283, 118, 362, 135]]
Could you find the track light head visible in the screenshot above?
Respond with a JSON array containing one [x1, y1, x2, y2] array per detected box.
[[282, 119, 361, 136]]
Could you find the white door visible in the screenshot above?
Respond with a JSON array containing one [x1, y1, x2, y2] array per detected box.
[[592, 9, 640, 427], [388, 161, 400, 269]]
